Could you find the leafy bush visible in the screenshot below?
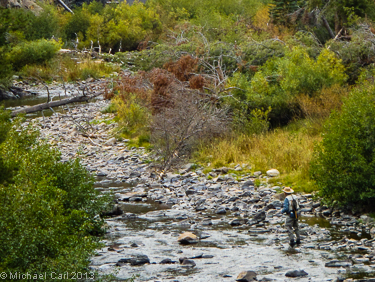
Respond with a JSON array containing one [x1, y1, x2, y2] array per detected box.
[[232, 106, 271, 135], [327, 27, 375, 83], [63, 1, 162, 52], [0, 6, 60, 46], [0, 109, 111, 275], [8, 39, 61, 71], [310, 83, 375, 207], [229, 47, 347, 125], [113, 95, 151, 138]]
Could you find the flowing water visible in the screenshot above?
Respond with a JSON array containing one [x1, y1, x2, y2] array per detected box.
[[92, 179, 375, 281]]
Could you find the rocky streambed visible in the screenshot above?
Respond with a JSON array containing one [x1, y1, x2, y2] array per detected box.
[[12, 88, 375, 282]]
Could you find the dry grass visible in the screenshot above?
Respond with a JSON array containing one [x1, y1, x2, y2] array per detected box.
[[297, 84, 350, 119], [194, 119, 323, 192]]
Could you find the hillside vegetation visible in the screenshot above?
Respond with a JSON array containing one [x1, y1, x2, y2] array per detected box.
[[2, 0, 375, 207]]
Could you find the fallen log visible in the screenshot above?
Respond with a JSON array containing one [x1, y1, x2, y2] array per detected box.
[[11, 93, 103, 117]]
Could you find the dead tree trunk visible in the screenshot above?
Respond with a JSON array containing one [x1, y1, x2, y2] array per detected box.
[[322, 16, 335, 39], [11, 92, 102, 117]]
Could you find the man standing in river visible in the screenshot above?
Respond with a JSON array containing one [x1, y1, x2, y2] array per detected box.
[[281, 187, 301, 247]]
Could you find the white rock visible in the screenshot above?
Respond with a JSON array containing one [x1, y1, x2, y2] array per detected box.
[[104, 137, 116, 146], [266, 169, 280, 177]]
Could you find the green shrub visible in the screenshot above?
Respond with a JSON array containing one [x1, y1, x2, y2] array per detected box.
[[25, 6, 60, 41], [229, 47, 347, 125], [327, 27, 375, 83], [0, 6, 60, 46], [0, 110, 111, 276], [0, 47, 13, 88], [310, 83, 375, 207], [8, 39, 61, 71], [232, 106, 271, 135], [62, 8, 91, 42], [114, 95, 151, 138]]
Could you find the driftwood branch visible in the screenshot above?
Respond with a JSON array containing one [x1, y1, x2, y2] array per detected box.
[[11, 92, 102, 117]]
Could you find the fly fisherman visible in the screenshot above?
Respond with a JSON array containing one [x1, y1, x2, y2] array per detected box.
[[281, 187, 301, 247]]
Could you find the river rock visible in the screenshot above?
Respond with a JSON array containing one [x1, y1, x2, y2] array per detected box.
[[102, 205, 123, 217], [236, 270, 257, 281], [97, 170, 108, 177], [266, 169, 280, 177], [242, 180, 254, 190], [285, 269, 308, 277], [215, 207, 227, 214], [201, 218, 212, 225], [116, 258, 131, 266], [325, 260, 352, 267], [186, 188, 197, 195], [129, 171, 141, 178], [230, 218, 243, 226], [178, 232, 198, 244], [104, 137, 116, 146], [209, 183, 222, 191], [179, 163, 195, 174], [179, 258, 196, 267], [130, 254, 150, 266], [252, 211, 266, 223], [370, 227, 375, 238], [160, 258, 176, 264]]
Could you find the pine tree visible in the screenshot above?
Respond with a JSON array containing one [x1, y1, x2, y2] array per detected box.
[[269, 0, 299, 25]]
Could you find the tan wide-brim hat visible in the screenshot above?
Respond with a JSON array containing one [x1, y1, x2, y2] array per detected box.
[[283, 187, 294, 194]]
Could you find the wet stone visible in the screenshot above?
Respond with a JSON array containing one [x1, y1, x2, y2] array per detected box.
[[129, 171, 141, 178], [130, 254, 150, 266], [285, 269, 308, 277], [102, 205, 123, 217], [97, 171, 108, 177], [201, 218, 212, 226], [160, 258, 176, 264], [209, 184, 222, 191], [325, 260, 352, 267], [252, 211, 266, 223], [116, 258, 131, 266], [179, 258, 196, 267], [215, 207, 227, 215], [230, 218, 243, 226], [177, 232, 198, 244], [242, 180, 254, 189], [236, 270, 257, 281]]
